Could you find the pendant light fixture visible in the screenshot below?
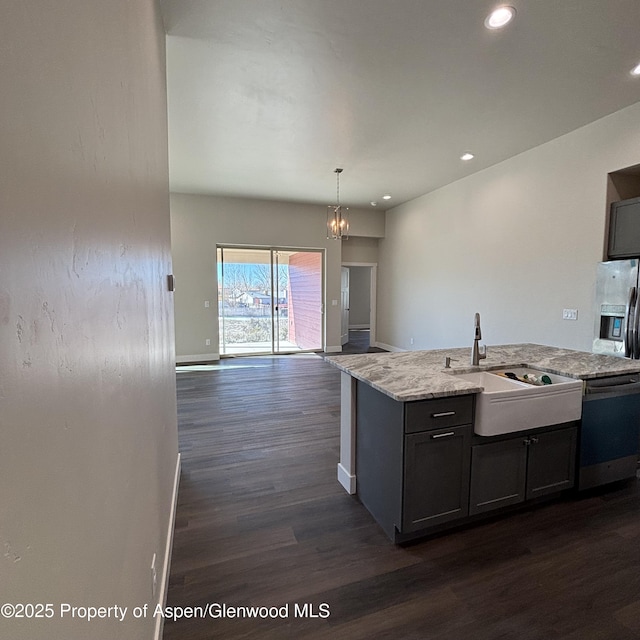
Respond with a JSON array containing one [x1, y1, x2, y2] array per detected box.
[[327, 168, 349, 239]]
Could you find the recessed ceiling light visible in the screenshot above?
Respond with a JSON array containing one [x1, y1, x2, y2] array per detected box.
[[631, 62, 640, 77], [382, 194, 391, 200], [370, 201, 378, 207], [485, 6, 516, 29], [461, 152, 475, 161]]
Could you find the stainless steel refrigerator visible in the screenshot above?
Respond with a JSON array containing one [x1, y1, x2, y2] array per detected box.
[[588, 260, 640, 490], [593, 259, 640, 358]]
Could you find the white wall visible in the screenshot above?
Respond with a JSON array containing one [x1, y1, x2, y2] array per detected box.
[[378, 101, 640, 352], [0, 2, 178, 639], [170, 193, 384, 360]]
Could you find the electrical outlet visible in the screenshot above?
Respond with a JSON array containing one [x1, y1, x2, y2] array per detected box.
[[562, 309, 578, 320], [151, 553, 157, 599], [410, 338, 414, 345], [205, 338, 211, 346], [204, 300, 210, 308]]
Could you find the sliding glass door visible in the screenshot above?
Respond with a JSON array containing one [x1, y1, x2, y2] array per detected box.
[[217, 246, 324, 356]]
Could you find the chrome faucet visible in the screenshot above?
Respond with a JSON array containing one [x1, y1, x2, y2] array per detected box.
[[471, 312, 487, 366]]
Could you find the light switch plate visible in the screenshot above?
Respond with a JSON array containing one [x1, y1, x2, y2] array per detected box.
[[562, 308, 578, 320]]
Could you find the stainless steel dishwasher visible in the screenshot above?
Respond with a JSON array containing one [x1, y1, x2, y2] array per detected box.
[[579, 374, 640, 490]]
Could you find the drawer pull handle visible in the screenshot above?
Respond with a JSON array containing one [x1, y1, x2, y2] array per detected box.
[[431, 431, 455, 439], [432, 411, 456, 418]]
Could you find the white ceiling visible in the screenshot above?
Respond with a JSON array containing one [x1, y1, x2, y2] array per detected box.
[[160, 0, 640, 210]]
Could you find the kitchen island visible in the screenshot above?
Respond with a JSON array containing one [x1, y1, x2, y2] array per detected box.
[[326, 343, 640, 542]]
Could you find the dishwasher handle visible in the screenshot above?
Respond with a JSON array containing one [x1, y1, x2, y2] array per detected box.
[[584, 376, 640, 397]]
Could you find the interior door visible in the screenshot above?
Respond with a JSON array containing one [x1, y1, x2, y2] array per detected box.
[[341, 267, 350, 345]]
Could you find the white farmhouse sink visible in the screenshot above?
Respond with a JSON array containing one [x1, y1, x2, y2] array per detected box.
[[454, 368, 583, 436]]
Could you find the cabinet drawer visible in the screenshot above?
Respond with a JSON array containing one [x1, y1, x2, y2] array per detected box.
[[405, 395, 473, 433]]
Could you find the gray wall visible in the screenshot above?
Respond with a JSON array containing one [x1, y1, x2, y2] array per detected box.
[[170, 193, 385, 360], [341, 236, 380, 264], [377, 101, 640, 352], [0, 2, 178, 638]]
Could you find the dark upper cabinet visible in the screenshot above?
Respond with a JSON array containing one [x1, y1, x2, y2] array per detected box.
[[608, 197, 640, 259]]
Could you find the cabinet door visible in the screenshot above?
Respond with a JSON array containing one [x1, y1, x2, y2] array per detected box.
[[402, 425, 471, 532], [469, 438, 527, 516], [526, 427, 577, 500], [608, 197, 640, 260]]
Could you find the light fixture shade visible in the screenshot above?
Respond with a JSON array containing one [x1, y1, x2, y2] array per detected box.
[[327, 205, 349, 239], [327, 168, 349, 239]]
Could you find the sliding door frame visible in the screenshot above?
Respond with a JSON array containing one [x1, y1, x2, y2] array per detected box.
[[217, 244, 326, 357]]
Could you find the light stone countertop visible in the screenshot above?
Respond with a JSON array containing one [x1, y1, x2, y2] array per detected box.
[[325, 343, 640, 402]]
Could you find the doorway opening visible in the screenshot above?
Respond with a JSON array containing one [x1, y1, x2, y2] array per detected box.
[[217, 246, 324, 356], [341, 263, 379, 353]]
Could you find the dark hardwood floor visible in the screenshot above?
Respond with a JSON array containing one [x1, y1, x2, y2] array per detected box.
[[338, 329, 387, 354], [165, 354, 640, 640]]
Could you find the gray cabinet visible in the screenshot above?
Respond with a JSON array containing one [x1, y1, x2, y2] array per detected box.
[[405, 396, 473, 433], [469, 438, 527, 515], [607, 196, 640, 260], [356, 380, 579, 542], [356, 381, 473, 540], [526, 428, 577, 499], [403, 424, 471, 531], [469, 426, 577, 516]]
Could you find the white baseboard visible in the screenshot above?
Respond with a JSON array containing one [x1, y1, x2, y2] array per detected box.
[[348, 324, 370, 330], [176, 353, 220, 364], [325, 345, 343, 353], [373, 342, 406, 352], [337, 463, 356, 495], [153, 452, 181, 640]]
